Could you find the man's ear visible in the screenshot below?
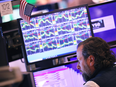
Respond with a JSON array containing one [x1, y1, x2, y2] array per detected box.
[[87, 55, 95, 66]]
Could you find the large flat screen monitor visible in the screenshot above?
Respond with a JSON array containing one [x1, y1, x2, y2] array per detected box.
[[89, 1, 116, 43], [17, 4, 93, 64], [32, 61, 85, 87]]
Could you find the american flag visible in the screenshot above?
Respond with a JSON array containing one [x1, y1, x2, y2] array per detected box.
[[19, 0, 34, 24]]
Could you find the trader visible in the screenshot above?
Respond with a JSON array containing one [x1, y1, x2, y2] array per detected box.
[[76, 37, 116, 87]]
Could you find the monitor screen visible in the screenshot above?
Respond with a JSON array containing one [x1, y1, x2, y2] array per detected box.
[[89, 1, 116, 43], [32, 61, 85, 87], [17, 5, 93, 64]]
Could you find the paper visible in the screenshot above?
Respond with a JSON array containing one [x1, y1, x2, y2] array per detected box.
[[0, 1, 13, 16]]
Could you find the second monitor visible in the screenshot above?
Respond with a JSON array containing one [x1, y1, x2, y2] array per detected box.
[[89, 1, 116, 43]]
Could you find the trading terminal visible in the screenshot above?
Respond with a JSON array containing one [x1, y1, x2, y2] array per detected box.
[[0, 0, 116, 87]]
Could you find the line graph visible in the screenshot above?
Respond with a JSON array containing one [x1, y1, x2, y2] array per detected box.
[[74, 31, 90, 44], [30, 18, 36, 28], [26, 42, 40, 55], [70, 10, 84, 19], [54, 11, 69, 23], [40, 27, 55, 39], [20, 19, 36, 30], [56, 23, 72, 35], [69, 7, 87, 20], [43, 38, 57, 51], [37, 15, 53, 27], [23, 30, 38, 42], [57, 35, 73, 48], [20, 20, 31, 30], [72, 20, 87, 31]]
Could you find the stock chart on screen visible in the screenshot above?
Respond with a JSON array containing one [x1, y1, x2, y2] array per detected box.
[[89, 1, 116, 42], [18, 5, 93, 63]]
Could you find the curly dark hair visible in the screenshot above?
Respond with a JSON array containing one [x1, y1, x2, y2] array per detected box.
[[77, 37, 116, 69]]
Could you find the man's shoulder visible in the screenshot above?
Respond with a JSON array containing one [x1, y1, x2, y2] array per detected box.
[[90, 64, 116, 87]]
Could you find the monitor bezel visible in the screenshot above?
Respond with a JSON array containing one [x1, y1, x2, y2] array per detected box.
[[17, 4, 94, 65], [32, 60, 78, 72]]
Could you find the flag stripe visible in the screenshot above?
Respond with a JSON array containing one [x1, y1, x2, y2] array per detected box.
[[22, 0, 27, 21], [19, 0, 30, 23]]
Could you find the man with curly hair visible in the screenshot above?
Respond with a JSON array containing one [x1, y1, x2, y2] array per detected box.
[[76, 37, 116, 87]]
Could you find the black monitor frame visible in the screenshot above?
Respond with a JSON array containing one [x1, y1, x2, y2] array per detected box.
[[32, 60, 78, 72], [17, 4, 93, 66]]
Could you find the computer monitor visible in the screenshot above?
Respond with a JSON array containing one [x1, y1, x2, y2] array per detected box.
[[17, 4, 93, 65], [32, 61, 85, 87], [89, 1, 116, 43]]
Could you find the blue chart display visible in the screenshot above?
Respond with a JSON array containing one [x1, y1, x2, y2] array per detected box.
[[56, 23, 72, 35], [69, 8, 86, 20], [23, 30, 38, 42], [21, 21, 30, 30], [19, 5, 92, 63], [37, 15, 53, 27], [54, 11, 69, 23], [73, 20, 88, 31], [43, 38, 57, 51], [40, 27, 55, 39], [30, 18, 36, 29], [26, 42, 40, 55], [74, 33, 85, 44], [58, 35, 73, 48], [21, 18, 36, 30]]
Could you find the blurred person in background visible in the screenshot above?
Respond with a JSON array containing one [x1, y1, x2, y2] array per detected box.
[[67, 0, 95, 7]]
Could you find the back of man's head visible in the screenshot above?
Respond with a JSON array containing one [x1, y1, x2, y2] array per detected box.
[[77, 37, 116, 69]]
